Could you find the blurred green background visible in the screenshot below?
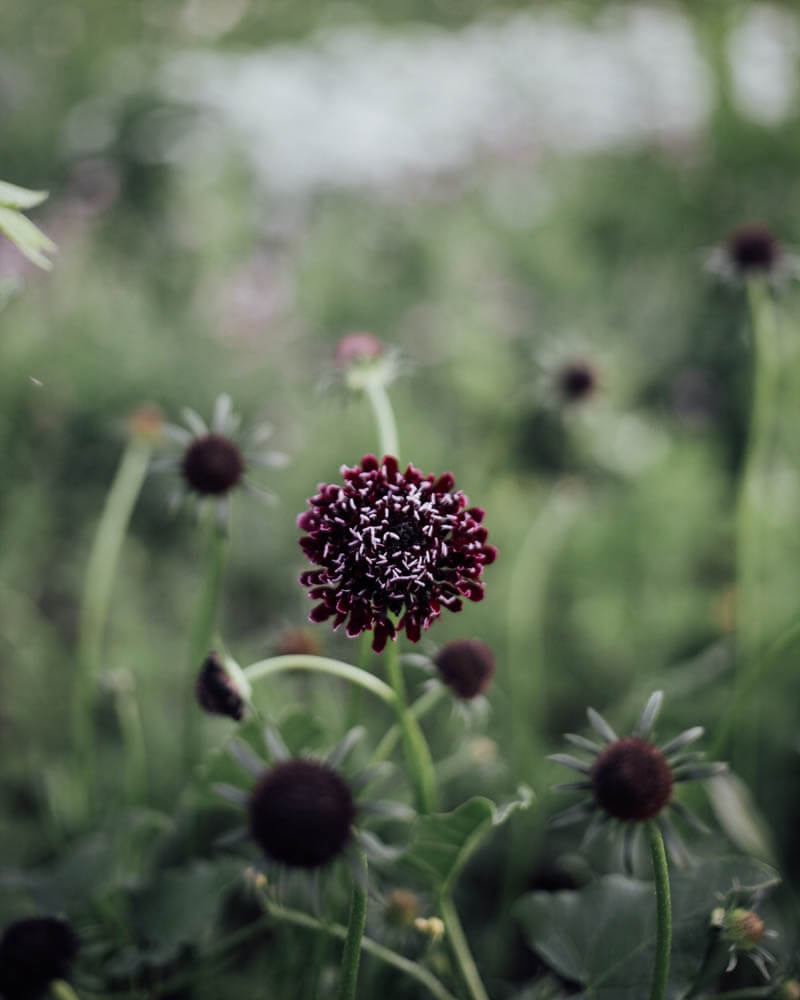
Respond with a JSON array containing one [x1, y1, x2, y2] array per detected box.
[[3, 0, 800, 994]]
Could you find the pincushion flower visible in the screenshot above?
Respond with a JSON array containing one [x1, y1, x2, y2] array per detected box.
[[706, 224, 800, 286], [550, 691, 726, 869], [297, 455, 497, 652]]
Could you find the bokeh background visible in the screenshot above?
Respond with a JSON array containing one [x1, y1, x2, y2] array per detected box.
[[3, 0, 800, 993]]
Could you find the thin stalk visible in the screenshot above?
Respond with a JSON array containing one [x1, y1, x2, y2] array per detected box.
[[371, 684, 446, 763], [112, 675, 148, 803], [362, 379, 399, 459], [243, 655, 396, 706], [384, 639, 437, 814], [647, 822, 672, 1000], [731, 278, 779, 776], [260, 895, 459, 1000], [50, 983, 82, 1000], [73, 435, 151, 784], [337, 850, 368, 1000], [438, 894, 490, 1000], [185, 523, 227, 768], [346, 634, 372, 729]]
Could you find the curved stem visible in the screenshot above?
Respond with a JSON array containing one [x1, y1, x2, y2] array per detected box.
[[647, 822, 672, 1000], [362, 379, 399, 459], [439, 894, 490, 1000], [243, 655, 396, 706], [337, 850, 368, 1000], [50, 982, 82, 1000], [371, 684, 447, 764], [73, 436, 151, 788], [384, 639, 437, 814]]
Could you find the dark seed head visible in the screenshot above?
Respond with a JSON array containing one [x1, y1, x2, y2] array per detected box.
[[196, 652, 245, 721], [558, 361, 597, 402], [434, 639, 496, 699], [248, 759, 356, 869], [181, 433, 245, 496], [727, 224, 780, 274], [0, 917, 78, 1000], [591, 738, 673, 821]]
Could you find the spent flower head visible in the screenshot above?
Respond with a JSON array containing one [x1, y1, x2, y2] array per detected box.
[[706, 224, 800, 286], [550, 691, 726, 869], [298, 455, 496, 652], [154, 393, 287, 532], [0, 917, 78, 1000]]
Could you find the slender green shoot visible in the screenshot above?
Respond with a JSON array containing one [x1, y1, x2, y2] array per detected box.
[[337, 850, 368, 1000], [647, 822, 672, 1000]]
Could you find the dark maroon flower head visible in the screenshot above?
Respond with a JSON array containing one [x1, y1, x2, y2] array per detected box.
[[0, 917, 78, 1000], [727, 224, 780, 275], [558, 361, 597, 403], [591, 737, 673, 822], [181, 433, 245, 496], [297, 455, 497, 652], [248, 759, 356, 869], [196, 651, 245, 721], [434, 639, 496, 699]]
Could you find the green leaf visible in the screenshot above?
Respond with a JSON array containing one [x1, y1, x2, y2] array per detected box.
[[0, 179, 49, 210], [408, 786, 533, 893], [515, 856, 779, 1000], [707, 772, 776, 863], [0, 205, 57, 269]]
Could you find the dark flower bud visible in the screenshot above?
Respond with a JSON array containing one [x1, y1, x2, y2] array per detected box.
[[0, 917, 78, 1000], [558, 361, 597, 403], [196, 652, 245, 721], [248, 759, 356, 869], [434, 639, 496, 699], [182, 433, 245, 496], [727, 224, 780, 275], [591, 738, 673, 821]]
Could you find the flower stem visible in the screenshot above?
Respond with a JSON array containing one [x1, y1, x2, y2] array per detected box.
[[362, 379, 399, 459], [731, 278, 779, 777], [438, 894, 490, 1000], [371, 684, 447, 763], [384, 639, 437, 813], [50, 982, 82, 1000], [647, 821, 672, 1000], [185, 522, 227, 767], [73, 435, 151, 789], [243, 654, 397, 705], [337, 850, 368, 1000]]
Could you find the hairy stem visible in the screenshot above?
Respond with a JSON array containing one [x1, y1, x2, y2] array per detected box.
[[337, 851, 368, 1000], [439, 894, 490, 1000], [243, 654, 396, 705], [384, 639, 437, 813], [647, 822, 672, 1000]]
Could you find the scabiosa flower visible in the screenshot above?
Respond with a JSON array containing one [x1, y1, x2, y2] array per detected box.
[[154, 393, 287, 532], [0, 917, 78, 1000], [706, 224, 800, 285], [297, 455, 497, 652], [433, 639, 495, 700], [711, 903, 777, 980], [196, 651, 246, 721], [549, 691, 727, 869]]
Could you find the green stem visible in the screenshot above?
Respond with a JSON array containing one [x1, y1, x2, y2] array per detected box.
[[185, 524, 227, 767], [112, 674, 148, 803], [50, 982, 82, 1000], [260, 895, 459, 1000], [384, 639, 437, 813], [346, 634, 372, 729], [362, 379, 399, 459], [647, 822, 672, 1000], [337, 850, 368, 1000], [731, 279, 779, 776], [371, 684, 446, 763], [243, 655, 396, 705], [438, 894, 490, 1000], [73, 436, 151, 786]]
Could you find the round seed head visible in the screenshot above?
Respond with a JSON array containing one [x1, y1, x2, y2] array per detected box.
[[248, 759, 356, 869], [434, 639, 496, 699], [591, 737, 673, 821], [0, 917, 78, 1000], [182, 433, 245, 496], [558, 361, 597, 402], [727, 224, 780, 275]]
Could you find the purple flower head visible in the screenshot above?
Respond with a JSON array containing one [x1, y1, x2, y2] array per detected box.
[[297, 455, 497, 652]]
